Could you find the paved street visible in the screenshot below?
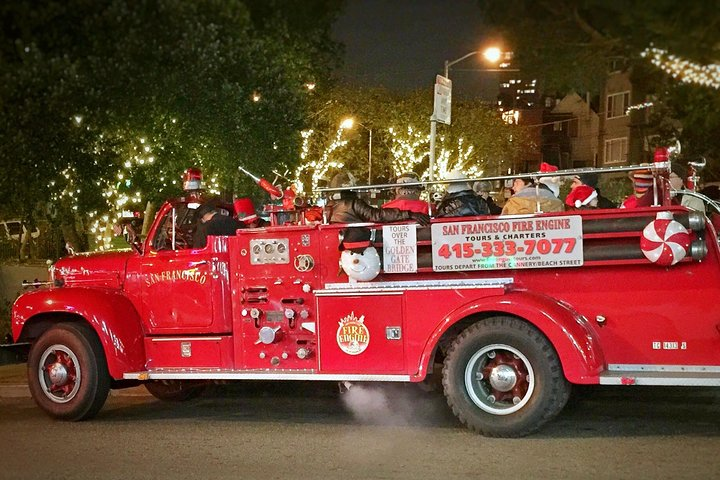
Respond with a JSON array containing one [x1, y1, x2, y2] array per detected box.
[[1, 379, 719, 480]]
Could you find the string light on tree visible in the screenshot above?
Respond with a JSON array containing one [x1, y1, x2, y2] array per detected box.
[[642, 47, 720, 89]]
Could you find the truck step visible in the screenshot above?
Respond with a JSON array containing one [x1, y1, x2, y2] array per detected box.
[[124, 369, 411, 382]]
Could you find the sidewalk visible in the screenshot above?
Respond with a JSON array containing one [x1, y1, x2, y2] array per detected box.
[[0, 362, 149, 398]]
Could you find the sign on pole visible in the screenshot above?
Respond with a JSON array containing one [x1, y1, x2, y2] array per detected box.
[[432, 75, 452, 125]]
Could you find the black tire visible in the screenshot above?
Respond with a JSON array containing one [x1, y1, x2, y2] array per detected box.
[[145, 380, 206, 401], [27, 323, 111, 421], [442, 316, 570, 437]]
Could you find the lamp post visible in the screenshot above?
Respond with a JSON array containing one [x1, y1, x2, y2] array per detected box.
[[430, 47, 516, 185], [341, 117, 373, 184]]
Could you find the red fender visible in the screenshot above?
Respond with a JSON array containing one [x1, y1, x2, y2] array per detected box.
[[12, 288, 146, 379], [418, 289, 605, 384]]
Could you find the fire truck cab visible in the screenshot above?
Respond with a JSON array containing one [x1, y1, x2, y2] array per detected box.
[[10, 162, 720, 437]]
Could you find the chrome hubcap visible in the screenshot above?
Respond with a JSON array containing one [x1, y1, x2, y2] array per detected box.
[[488, 364, 517, 392], [464, 344, 534, 415], [38, 344, 81, 404]]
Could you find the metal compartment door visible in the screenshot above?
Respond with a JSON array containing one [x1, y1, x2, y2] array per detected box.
[[317, 293, 405, 374]]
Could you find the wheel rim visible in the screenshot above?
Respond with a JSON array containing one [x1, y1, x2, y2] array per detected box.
[[37, 344, 82, 404], [464, 343, 534, 415]]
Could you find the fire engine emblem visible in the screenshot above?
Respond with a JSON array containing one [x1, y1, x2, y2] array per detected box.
[[640, 211, 691, 266], [336, 312, 370, 355]]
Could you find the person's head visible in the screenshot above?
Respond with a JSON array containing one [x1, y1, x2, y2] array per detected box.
[[445, 170, 471, 194], [473, 181, 493, 198], [394, 172, 422, 199], [233, 197, 258, 225], [566, 184, 598, 209], [330, 172, 357, 200], [632, 169, 654, 197], [572, 172, 599, 190], [512, 177, 532, 194], [195, 203, 218, 223]]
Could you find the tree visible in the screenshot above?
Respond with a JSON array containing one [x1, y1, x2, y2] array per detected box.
[[293, 84, 530, 194], [0, 0, 342, 252], [480, 0, 720, 173]]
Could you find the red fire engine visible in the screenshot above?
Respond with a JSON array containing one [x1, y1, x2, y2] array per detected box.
[[9, 161, 720, 437]]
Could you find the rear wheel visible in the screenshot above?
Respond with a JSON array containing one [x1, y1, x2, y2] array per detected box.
[[27, 323, 110, 421], [442, 316, 570, 437], [145, 380, 206, 401]]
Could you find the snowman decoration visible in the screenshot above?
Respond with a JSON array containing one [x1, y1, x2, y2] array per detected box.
[[339, 227, 381, 283]]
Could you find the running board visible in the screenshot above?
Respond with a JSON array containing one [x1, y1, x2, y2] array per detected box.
[[599, 369, 720, 386], [124, 369, 411, 382]]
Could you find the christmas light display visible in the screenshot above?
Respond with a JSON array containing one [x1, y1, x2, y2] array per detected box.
[[641, 47, 720, 89]]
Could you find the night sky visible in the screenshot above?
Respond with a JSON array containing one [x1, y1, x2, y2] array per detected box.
[[333, 0, 499, 98]]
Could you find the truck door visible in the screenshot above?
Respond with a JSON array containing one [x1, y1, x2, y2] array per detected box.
[[139, 203, 230, 334]]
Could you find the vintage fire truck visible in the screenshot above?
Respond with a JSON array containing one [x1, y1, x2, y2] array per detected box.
[[9, 159, 720, 437]]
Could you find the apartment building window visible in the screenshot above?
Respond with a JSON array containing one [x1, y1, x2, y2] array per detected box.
[[606, 91, 630, 118], [604, 137, 628, 164]]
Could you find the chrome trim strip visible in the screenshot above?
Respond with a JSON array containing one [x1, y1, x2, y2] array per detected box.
[[599, 373, 720, 387], [124, 371, 411, 381], [150, 337, 224, 342], [321, 277, 513, 294], [608, 364, 720, 373]]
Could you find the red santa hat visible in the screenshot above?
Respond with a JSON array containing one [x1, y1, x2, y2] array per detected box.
[[565, 185, 598, 208], [233, 197, 258, 223], [538, 162, 561, 197]]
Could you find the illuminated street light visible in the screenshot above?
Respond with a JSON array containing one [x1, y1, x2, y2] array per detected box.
[[252, 92, 261, 102], [341, 117, 373, 184], [483, 47, 502, 64]]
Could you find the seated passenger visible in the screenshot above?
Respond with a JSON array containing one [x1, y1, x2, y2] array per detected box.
[[621, 169, 655, 208], [436, 171, 489, 217], [565, 184, 598, 209], [571, 173, 615, 208], [233, 197, 267, 227], [193, 202, 244, 248], [473, 181, 502, 215], [328, 172, 430, 225], [501, 175, 564, 215], [382, 172, 433, 214]]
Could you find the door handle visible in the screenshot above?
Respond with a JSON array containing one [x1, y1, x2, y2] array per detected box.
[[188, 260, 208, 267]]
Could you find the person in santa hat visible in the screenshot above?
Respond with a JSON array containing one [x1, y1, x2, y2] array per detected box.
[[233, 197, 267, 227], [501, 163, 564, 215], [570, 172, 615, 208], [565, 184, 598, 209]]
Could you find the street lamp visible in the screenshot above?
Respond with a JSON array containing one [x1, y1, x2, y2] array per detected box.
[[341, 117, 373, 184], [430, 47, 517, 184]]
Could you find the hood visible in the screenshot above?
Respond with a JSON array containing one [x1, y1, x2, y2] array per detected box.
[[52, 250, 133, 289]]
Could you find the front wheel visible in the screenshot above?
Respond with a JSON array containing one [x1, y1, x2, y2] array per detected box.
[[442, 317, 570, 437], [27, 323, 111, 421]]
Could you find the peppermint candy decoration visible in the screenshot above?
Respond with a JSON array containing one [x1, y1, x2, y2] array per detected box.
[[640, 211, 691, 266]]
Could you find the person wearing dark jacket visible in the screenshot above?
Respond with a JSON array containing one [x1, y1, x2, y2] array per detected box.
[[193, 203, 244, 248], [472, 180, 502, 215], [437, 171, 489, 217], [328, 172, 430, 225]]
